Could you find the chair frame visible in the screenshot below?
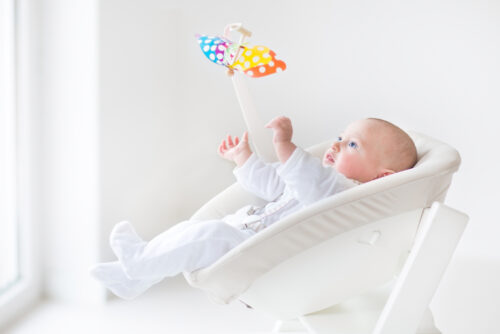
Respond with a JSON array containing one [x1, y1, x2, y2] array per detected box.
[[281, 202, 468, 334]]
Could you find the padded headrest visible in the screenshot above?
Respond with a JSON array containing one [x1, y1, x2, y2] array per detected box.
[[409, 131, 461, 175], [306, 131, 461, 204]]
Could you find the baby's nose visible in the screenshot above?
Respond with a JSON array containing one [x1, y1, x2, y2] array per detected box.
[[331, 142, 340, 151]]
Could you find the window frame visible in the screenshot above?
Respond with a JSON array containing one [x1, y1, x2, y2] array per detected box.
[[0, 0, 40, 329], [0, 0, 19, 293]]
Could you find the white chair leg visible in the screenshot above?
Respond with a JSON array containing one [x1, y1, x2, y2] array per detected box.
[[373, 202, 467, 334]]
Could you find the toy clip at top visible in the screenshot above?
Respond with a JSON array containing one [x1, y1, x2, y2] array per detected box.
[[196, 23, 286, 78]]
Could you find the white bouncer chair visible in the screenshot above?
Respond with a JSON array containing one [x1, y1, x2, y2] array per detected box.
[[185, 24, 469, 334]]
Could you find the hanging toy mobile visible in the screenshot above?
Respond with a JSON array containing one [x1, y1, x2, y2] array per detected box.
[[196, 23, 286, 162], [196, 23, 286, 78]]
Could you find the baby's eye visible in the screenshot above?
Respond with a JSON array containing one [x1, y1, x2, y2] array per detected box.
[[348, 141, 358, 149], [337, 136, 343, 142]]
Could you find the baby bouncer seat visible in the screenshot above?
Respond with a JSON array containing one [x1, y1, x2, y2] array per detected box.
[[187, 24, 468, 334]]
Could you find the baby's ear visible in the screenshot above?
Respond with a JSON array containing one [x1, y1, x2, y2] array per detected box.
[[376, 169, 395, 179]]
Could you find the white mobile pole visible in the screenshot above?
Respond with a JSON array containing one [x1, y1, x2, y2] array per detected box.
[[225, 23, 278, 163]]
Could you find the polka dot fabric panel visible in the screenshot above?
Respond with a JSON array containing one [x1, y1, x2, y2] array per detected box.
[[196, 34, 286, 78]]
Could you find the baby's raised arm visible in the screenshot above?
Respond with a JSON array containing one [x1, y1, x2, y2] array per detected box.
[[220, 131, 285, 201], [218, 131, 253, 167], [265, 116, 297, 164]]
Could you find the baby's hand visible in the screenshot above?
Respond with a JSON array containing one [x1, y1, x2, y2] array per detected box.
[[218, 132, 252, 167], [265, 116, 297, 164], [265, 116, 293, 143]]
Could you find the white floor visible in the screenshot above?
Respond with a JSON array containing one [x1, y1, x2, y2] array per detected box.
[[4, 256, 500, 334], [3, 276, 276, 334]]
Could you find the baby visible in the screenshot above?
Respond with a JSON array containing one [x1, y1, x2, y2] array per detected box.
[[90, 116, 417, 299]]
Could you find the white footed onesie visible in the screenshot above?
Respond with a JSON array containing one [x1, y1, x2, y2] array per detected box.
[[90, 148, 358, 299]]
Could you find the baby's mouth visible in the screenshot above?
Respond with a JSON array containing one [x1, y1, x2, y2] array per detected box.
[[326, 153, 335, 164]]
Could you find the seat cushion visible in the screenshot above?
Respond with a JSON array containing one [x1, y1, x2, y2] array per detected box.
[[184, 132, 461, 304]]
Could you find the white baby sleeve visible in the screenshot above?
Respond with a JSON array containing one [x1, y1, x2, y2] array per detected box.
[[276, 147, 357, 205], [233, 153, 285, 202]]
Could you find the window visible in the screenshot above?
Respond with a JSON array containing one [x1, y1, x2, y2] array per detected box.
[[0, 1, 40, 328], [0, 0, 19, 294]]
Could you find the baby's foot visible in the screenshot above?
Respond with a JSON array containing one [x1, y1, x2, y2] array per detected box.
[[89, 262, 161, 300], [109, 221, 144, 261], [109, 221, 149, 279]]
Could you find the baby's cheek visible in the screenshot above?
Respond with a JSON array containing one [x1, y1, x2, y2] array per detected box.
[[340, 156, 366, 179], [353, 159, 377, 181], [335, 159, 353, 177]]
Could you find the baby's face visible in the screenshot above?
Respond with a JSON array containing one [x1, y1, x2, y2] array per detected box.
[[322, 119, 392, 183]]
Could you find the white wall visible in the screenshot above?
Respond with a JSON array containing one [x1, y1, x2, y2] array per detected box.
[[38, 0, 499, 331], [99, 0, 499, 254], [97, 0, 500, 331]]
